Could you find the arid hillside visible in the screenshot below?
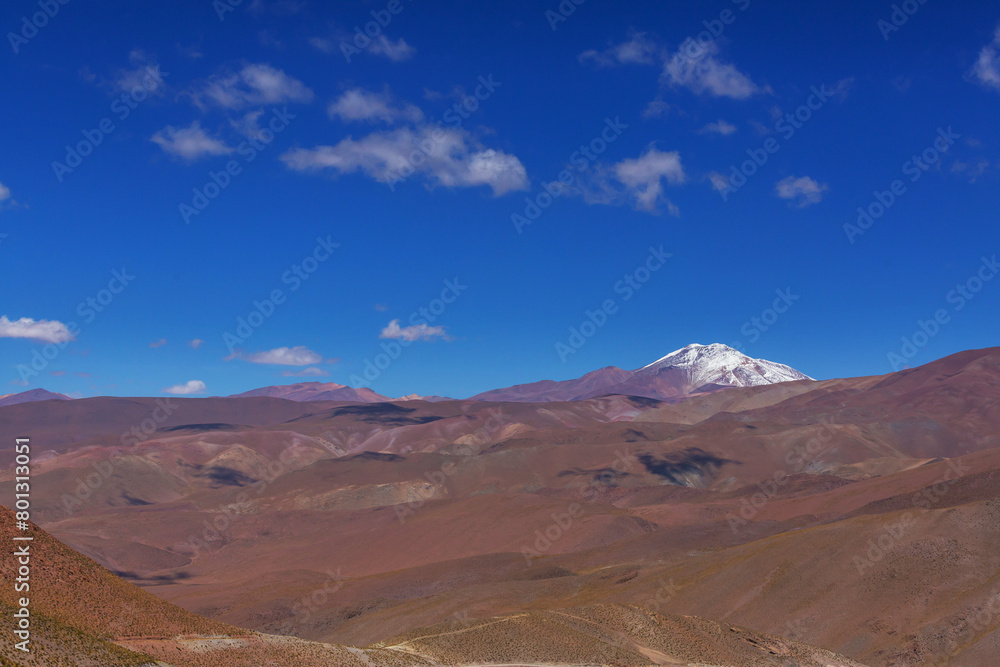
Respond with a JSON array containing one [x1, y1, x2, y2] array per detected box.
[[0, 508, 870, 666]]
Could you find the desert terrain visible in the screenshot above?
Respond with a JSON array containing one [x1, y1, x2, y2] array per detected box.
[[2, 345, 1000, 665]]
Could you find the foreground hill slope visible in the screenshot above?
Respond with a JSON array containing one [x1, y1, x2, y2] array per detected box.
[[0, 509, 866, 666], [0, 506, 408, 666], [374, 605, 869, 666], [0, 507, 419, 666], [0, 508, 239, 641]]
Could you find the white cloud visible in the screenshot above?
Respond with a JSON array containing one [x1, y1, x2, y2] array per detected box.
[[188, 338, 204, 349], [151, 121, 232, 161], [581, 31, 760, 115], [951, 158, 991, 183], [775, 175, 828, 208], [258, 30, 283, 49], [285, 87, 524, 196], [662, 39, 761, 99], [0, 182, 10, 202], [230, 109, 265, 138], [282, 125, 528, 196], [309, 37, 336, 54], [189, 63, 313, 110], [177, 43, 203, 60], [569, 147, 685, 215], [149, 338, 167, 348], [707, 172, 731, 194], [163, 380, 206, 395], [111, 50, 166, 96], [328, 89, 424, 125], [969, 25, 1000, 91], [613, 148, 685, 213], [369, 35, 416, 62], [0, 316, 75, 344], [282, 367, 329, 377], [236, 346, 323, 366], [642, 98, 670, 119], [579, 31, 659, 67], [700, 119, 737, 135], [311, 33, 414, 62], [829, 77, 855, 102], [380, 319, 449, 342]]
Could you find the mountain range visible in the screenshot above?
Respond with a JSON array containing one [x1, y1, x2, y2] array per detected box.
[[6, 343, 808, 406]]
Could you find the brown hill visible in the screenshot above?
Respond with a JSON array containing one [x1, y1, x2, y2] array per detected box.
[[230, 381, 391, 403]]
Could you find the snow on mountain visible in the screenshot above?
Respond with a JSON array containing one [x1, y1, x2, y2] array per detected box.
[[636, 343, 812, 389], [471, 343, 811, 403]]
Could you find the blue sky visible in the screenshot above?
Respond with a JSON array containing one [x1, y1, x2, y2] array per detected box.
[[1, 0, 998, 399]]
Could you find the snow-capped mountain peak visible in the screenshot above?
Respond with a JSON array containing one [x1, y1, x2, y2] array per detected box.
[[471, 343, 812, 402], [636, 343, 811, 389]]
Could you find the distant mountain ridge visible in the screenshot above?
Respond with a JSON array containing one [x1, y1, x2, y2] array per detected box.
[[471, 343, 811, 402], [3, 344, 808, 407], [0, 388, 70, 408], [229, 381, 391, 403]]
